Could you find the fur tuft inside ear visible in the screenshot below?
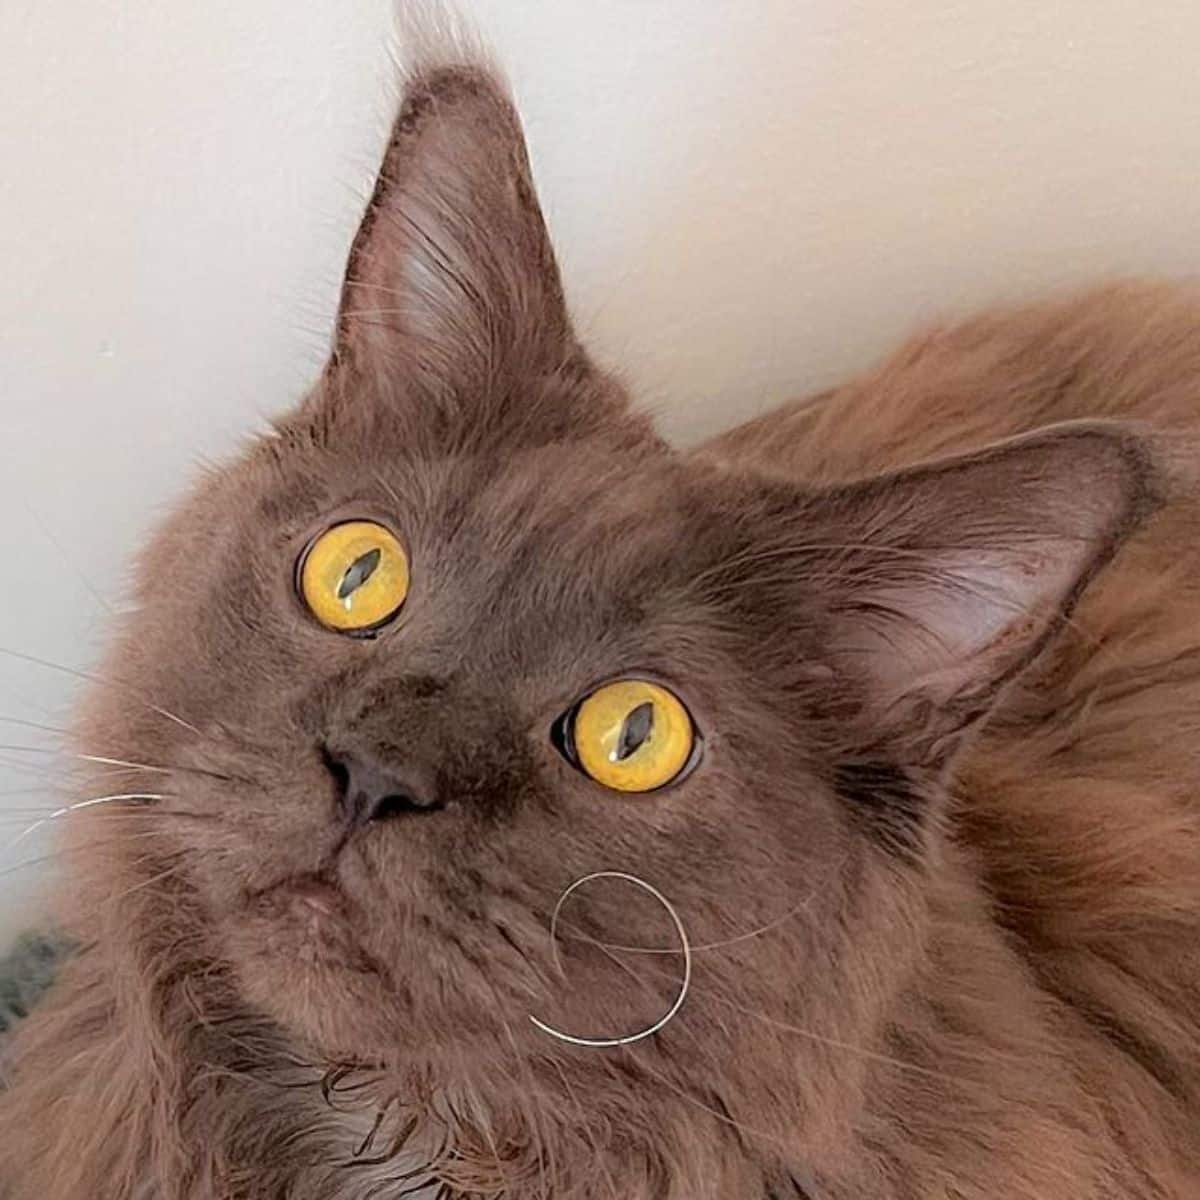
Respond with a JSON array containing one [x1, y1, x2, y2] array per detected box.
[[762, 421, 1164, 764]]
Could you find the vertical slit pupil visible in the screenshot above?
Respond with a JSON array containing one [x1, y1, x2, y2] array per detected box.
[[615, 702, 655, 761], [337, 548, 382, 600]]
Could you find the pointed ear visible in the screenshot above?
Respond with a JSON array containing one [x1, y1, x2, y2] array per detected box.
[[794, 423, 1163, 763], [327, 57, 597, 427]]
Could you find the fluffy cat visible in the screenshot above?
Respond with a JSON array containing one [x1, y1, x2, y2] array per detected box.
[[2, 38, 1199, 1200]]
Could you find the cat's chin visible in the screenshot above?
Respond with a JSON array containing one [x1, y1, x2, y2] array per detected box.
[[224, 875, 403, 1054], [225, 874, 507, 1065]]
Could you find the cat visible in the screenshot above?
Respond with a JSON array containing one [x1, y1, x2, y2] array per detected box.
[[2, 32, 1199, 1200]]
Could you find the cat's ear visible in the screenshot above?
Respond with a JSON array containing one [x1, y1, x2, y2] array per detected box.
[[777, 423, 1162, 764], [324, 56, 605, 432]]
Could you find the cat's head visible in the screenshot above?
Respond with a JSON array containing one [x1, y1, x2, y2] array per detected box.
[[76, 58, 1160, 1106]]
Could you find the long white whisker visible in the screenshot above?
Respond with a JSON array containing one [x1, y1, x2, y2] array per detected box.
[[0, 743, 250, 787], [6, 793, 166, 854], [529, 871, 691, 1049], [0, 745, 169, 775], [77, 753, 172, 774]]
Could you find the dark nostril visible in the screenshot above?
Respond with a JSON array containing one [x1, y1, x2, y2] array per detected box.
[[323, 747, 442, 826], [368, 791, 442, 821], [325, 754, 351, 796]]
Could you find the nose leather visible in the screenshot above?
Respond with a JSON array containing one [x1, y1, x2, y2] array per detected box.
[[323, 749, 443, 825]]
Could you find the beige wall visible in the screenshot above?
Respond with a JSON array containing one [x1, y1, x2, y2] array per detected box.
[[2, 0, 1198, 940]]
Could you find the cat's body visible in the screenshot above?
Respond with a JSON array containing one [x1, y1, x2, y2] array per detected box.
[[1, 41, 1198, 1200], [704, 283, 1200, 1197]]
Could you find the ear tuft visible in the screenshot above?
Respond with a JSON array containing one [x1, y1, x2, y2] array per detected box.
[[314, 10, 618, 449], [392, 1, 497, 83]]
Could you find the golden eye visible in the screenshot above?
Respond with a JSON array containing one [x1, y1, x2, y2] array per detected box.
[[298, 520, 409, 633], [566, 679, 697, 793]]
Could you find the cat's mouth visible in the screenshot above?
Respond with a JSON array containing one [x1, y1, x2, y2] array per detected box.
[[238, 873, 398, 993], [247, 871, 353, 931], [263, 872, 345, 917]]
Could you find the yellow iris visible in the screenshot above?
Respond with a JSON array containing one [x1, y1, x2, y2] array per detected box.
[[572, 680, 695, 793], [299, 520, 409, 633]]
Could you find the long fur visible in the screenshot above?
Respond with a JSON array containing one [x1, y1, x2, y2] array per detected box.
[[1, 28, 1198, 1200]]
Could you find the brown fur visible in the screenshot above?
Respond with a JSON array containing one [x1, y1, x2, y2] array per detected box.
[[1, 45, 1198, 1200]]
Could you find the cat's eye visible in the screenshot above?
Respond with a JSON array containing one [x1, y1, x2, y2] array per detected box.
[[558, 679, 698, 793], [298, 520, 409, 634]]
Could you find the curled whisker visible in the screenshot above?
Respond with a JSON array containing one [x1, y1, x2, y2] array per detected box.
[[528, 871, 691, 1049]]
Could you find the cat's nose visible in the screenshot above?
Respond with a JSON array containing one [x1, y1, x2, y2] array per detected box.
[[322, 748, 443, 825]]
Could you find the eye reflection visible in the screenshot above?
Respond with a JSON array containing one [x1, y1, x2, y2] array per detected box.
[[298, 521, 409, 633]]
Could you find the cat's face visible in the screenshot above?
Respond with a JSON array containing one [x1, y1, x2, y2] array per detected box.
[[96, 410, 863, 1065], [78, 64, 1155, 1099]]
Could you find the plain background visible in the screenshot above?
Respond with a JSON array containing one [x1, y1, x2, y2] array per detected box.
[[2, 0, 1199, 945]]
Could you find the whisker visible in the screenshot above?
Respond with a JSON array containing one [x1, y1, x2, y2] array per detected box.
[[0, 747, 167, 775], [0, 646, 204, 737], [623, 1050, 789, 1153], [550, 900, 966, 1088], [24, 499, 117, 616], [104, 856, 193, 906], [76, 753, 174, 774], [0, 849, 81, 879], [529, 871, 691, 1049], [598, 946, 963, 1087], [5, 793, 166, 854], [709, 988, 963, 1085], [0, 829, 188, 879], [0, 716, 71, 736], [0, 741, 252, 786], [0, 750, 81, 778], [563, 896, 818, 957], [0, 807, 203, 821]]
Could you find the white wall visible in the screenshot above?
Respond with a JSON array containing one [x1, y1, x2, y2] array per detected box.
[[2, 0, 1199, 943]]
